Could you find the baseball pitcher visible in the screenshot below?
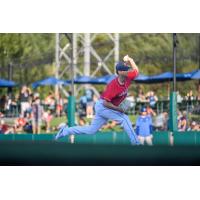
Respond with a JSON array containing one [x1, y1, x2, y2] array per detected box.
[[55, 55, 140, 145]]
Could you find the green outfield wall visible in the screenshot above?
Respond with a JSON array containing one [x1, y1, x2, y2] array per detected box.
[[0, 131, 199, 145], [0, 131, 169, 145]]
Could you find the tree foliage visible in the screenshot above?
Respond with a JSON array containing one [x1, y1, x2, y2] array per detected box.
[[0, 33, 199, 97]]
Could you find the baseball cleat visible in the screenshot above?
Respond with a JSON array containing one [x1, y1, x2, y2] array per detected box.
[[54, 126, 65, 140]]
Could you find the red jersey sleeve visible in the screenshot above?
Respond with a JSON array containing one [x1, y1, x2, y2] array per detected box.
[[127, 69, 139, 80]]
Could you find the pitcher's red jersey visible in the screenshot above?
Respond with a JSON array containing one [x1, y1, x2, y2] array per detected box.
[[101, 69, 139, 106]]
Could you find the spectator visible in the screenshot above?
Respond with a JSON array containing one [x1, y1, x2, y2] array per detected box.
[[197, 86, 200, 101], [92, 94, 98, 114], [187, 121, 200, 131], [77, 98, 87, 126], [146, 104, 156, 117], [23, 112, 33, 133], [0, 119, 15, 134], [0, 119, 8, 134], [145, 91, 150, 100], [79, 95, 87, 114], [31, 97, 44, 134], [0, 95, 7, 113], [137, 89, 146, 102], [49, 96, 56, 112], [19, 85, 32, 117], [177, 110, 182, 121], [185, 90, 194, 100], [136, 107, 153, 146], [85, 88, 94, 118], [43, 110, 53, 133], [14, 115, 27, 133], [44, 92, 56, 112], [5, 95, 11, 116], [63, 97, 69, 120], [126, 93, 136, 111], [33, 92, 40, 99], [178, 111, 188, 132], [185, 90, 194, 113], [102, 120, 118, 130], [93, 94, 98, 103], [44, 92, 53, 106], [147, 91, 158, 108], [153, 112, 168, 131], [10, 94, 18, 117], [78, 116, 86, 126], [44, 92, 53, 110], [56, 93, 64, 117], [177, 91, 183, 103], [0, 112, 4, 118]]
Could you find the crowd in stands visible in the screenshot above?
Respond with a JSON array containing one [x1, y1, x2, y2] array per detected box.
[[0, 86, 200, 135], [0, 85, 65, 134]]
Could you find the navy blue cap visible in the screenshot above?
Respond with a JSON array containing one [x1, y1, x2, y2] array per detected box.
[[116, 62, 130, 72], [140, 107, 147, 112]]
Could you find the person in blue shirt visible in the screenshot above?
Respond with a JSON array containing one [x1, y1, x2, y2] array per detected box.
[[79, 95, 87, 113], [148, 91, 158, 108], [136, 107, 153, 145], [85, 89, 94, 118]]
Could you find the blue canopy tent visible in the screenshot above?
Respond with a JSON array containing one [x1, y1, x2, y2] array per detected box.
[[97, 74, 151, 84], [66, 75, 117, 85], [148, 72, 173, 83], [32, 77, 67, 89], [0, 79, 17, 87], [90, 74, 150, 84], [134, 70, 198, 84], [176, 69, 199, 81], [190, 70, 200, 79], [64, 70, 200, 86], [66, 74, 150, 85], [94, 75, 116, 84], [134, 74, 151, 83], [66, 76, 99, 84], [145, 70, 199, 83]]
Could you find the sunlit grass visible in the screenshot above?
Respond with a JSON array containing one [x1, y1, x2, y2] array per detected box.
[[50, 114, 139, 133]]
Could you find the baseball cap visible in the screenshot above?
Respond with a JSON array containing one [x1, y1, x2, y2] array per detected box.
[[116, 62, 130, 72], [140, 107, 147, 112]]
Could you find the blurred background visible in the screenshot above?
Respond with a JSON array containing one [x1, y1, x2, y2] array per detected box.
[[0, 33, 200, 139]]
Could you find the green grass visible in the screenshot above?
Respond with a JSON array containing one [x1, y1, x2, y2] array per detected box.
[[3, 114, 137, 134], [51, 116, 67, 127], [49, 114, 138, 133], [50, 113, 198, 131], [5, 112, 200, 135]]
